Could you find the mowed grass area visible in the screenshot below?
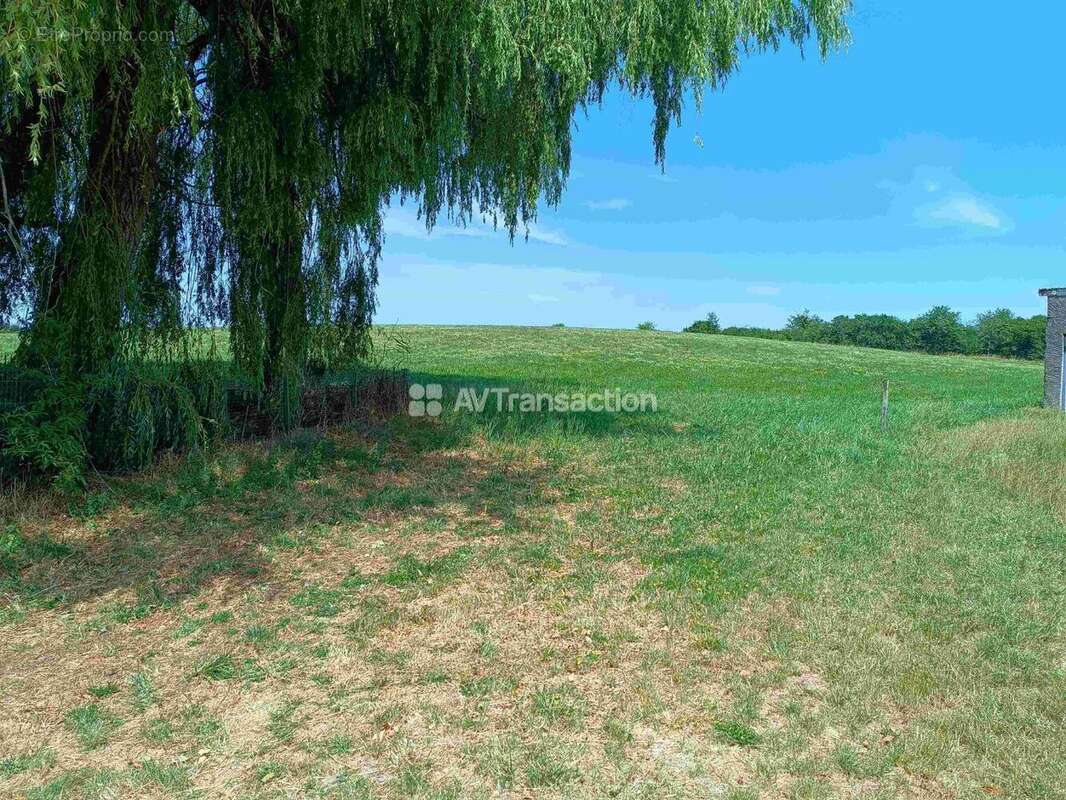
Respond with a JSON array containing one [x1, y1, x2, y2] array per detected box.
[[0, 335, 13, 361], [2, 325, 1065, 800]]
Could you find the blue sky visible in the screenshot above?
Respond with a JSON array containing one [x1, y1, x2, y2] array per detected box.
[[376, 2, 1066, 330]]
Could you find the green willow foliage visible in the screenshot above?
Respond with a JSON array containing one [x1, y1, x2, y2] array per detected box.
[[1, 0, 851, 428]]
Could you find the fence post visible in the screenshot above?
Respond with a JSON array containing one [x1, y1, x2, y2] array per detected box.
[[880, 378, 889, 433]]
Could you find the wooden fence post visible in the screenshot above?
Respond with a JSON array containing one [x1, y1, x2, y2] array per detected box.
[[880, 379, 889, 433]]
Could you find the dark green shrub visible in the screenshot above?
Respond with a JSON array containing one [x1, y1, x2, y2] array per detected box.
[[179, 361, 230, 442], [721, 326, 786, 341], [1, 355, 403, 488], [0, 372, 88, 490], [910, 306, 966, 355], [784, 310, 830, 342], [1, 361, 231, 486], [684, 313, 720, 334], [84, 366, 206, 473]]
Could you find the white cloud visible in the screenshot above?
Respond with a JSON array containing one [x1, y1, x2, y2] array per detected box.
[[584, 197, 632, 211], [526, 224, 570, 246], [382, 208, 490, 240], [885, 169, 1010, 234], [747, 285, 782, 297], [925, 195, 1006, 231], [375, 256, 792, 330], [376, 258, 692, 328], [382, 212, 431, 239], [447, 225, 492, 238]]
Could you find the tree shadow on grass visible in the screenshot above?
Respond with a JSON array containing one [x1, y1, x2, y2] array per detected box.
[[0, 375, 632, 626]]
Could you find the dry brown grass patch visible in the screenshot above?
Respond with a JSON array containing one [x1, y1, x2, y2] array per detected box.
[[935, 408, 1066, 521]]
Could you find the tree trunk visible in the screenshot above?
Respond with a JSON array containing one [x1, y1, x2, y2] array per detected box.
[[262, 216, 307, 429], [20, 4, 163, 374]]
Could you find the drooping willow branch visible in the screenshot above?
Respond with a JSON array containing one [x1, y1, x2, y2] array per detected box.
[[0, 0, 851, 423]]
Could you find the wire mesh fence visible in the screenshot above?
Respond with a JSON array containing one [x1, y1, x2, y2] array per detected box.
[[0, 366, 43, 414], [0, 363, 409, 426]]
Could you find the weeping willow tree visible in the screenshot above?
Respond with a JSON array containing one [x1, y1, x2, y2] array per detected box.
[[1, 0, 850, 453], [1, 3, 201, 372]]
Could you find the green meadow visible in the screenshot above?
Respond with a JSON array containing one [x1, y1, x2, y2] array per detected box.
[[0, 332, 15, 362], [2, 326, 1065, 799]]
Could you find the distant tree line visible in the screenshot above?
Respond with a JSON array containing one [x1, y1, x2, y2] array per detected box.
[[685, 307, 1046, 360]]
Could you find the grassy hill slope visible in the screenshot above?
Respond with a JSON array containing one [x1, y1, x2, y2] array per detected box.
[[2, 326, 1064, 800]]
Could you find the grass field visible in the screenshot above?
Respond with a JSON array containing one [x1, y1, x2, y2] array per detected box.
[[2, 326, 1065, 800]]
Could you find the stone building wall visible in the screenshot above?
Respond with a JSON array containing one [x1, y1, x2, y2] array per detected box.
[[1041, 289, 1066, 410]]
